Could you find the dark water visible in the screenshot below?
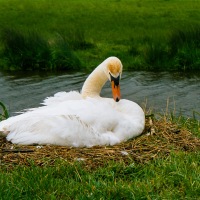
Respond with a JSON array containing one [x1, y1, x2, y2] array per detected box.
[[0, 71, 200, 119]]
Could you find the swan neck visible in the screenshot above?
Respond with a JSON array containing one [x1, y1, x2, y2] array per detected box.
[[81, 65, 108, 98]]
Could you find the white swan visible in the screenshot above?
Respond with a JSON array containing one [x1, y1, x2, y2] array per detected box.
[[0, 57, 145, 147]]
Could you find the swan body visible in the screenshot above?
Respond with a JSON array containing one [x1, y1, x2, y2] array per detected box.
[[0, 57, 145, 147]]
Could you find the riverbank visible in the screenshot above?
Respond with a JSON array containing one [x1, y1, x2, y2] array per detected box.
[[0, 0, 200, 71]]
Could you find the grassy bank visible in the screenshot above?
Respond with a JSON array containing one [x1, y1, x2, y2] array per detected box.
[[0, 152, 200, 199], [0, 0, 200, 71], [1, 102, 200, 199]]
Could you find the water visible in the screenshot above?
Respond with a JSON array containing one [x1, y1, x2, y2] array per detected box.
[[0, 70, 200, 119]]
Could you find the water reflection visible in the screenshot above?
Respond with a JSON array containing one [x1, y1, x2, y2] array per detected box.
[[0, 70, 200, 119]]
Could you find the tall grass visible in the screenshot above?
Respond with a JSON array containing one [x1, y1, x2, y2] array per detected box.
[[0, 0, 200, 70], [128, 26, 200, 71], [169, 27, 200, 70], [66, 28, 95, 50], [50, 34, 82, 70], [0, 28, 82, 71], [1, 29, 51, 70]]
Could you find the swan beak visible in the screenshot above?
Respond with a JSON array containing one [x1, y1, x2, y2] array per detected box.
[[110, 74, 121, 102]]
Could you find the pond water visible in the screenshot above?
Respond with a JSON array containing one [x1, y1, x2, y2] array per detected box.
[[0, 70, 200, 119]]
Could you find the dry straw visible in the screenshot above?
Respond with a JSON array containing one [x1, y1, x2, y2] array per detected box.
[[1, 117, 200, 169]]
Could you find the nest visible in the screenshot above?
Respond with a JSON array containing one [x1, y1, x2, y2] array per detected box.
[[1, 117, 200, 169]]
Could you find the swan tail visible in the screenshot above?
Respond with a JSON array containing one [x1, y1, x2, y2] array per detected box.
[[0, 120, 10, 136]]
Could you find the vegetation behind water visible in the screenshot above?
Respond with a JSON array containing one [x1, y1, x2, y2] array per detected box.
[[0, 0, 200, 71]]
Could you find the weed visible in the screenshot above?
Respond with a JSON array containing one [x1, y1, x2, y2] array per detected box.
[[0, 101, 9, 121]]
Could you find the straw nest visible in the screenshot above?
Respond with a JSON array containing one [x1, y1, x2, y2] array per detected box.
[[1, 117, 200, 169]]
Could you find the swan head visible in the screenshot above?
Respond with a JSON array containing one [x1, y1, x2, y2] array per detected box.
[[103, 57, 123, 102], [81, 57, 123, 101]]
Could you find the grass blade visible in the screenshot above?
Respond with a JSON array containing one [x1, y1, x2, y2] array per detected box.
[[0, 101, 9, 121]]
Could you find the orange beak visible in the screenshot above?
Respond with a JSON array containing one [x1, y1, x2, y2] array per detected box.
[[111, 81, 121, 102]]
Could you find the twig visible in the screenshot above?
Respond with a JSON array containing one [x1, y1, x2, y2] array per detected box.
[[1, 149, 34, 153]]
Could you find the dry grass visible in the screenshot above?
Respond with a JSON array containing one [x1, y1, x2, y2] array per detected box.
[[1, 117, 200, 169]]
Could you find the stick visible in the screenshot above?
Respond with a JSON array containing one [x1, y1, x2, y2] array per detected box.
[[1, 149, 34, 153]]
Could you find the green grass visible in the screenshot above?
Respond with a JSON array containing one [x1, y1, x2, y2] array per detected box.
[[0, 152, 200, 199], [0, 28, 82, 71], [0, 0, 200, 71], [173, 115, 200, 139]]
